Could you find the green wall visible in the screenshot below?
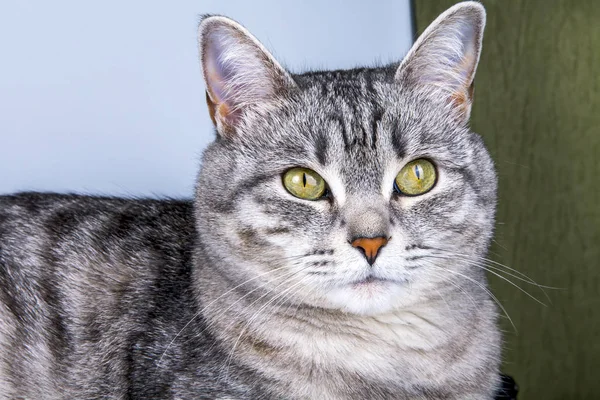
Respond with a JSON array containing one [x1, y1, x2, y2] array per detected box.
[[414, 1, 600, 398]]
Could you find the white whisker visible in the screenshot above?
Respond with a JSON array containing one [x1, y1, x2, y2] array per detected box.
[[424, 254, 547, 306], [420, 260, 517, 333], [156, 253, 313, 369], [219, 275, 314, 379]]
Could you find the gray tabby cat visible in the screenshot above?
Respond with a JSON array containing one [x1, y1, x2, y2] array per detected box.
[[0, 2, 502, 399]]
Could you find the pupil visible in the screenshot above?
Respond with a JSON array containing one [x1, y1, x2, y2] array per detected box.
[[414, 165, 421, 180], [303, 173, 307, 187]]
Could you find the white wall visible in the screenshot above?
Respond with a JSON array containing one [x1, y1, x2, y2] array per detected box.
[[0, 1, 413, 197]]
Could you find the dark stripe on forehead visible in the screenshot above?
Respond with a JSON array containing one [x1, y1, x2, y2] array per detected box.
[[363, 74, 384, 147], [391, 123, 407, 158], [346, 100, 368, 148], [315, 130, 329, 165], [371, 107, 383, 149], [329, 112, 349, 149]]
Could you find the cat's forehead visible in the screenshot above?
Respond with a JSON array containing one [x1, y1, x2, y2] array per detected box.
[[288, 68, 454, 154], [293, 67, 396, 114], [268, 72, 396, 191], [234, 67, 470, 185]]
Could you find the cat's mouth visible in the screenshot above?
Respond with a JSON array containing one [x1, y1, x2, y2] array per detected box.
[[350, 275, 397, 287], [324, 273, 410, 314]]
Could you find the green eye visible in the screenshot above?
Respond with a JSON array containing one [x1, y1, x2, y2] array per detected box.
[[394, 159, 437, 196], [283, 168, 326, 200]]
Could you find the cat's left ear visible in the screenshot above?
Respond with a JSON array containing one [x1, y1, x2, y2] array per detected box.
[[199, 15, 296, 137], [395, 2, 486, 122]]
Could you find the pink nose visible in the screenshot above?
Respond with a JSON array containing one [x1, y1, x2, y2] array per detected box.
[[351, 237, 389, 265]]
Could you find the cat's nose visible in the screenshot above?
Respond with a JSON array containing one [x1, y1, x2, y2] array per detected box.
[[351, 236, 389, 265]]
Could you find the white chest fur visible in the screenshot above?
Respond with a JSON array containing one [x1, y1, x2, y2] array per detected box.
[[243, 305, 485, 399]]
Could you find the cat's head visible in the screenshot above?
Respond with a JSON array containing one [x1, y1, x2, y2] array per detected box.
[[195, 2, 496, 316]]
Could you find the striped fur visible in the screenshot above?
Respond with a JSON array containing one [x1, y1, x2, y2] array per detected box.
[[0, 2, 501, 399]]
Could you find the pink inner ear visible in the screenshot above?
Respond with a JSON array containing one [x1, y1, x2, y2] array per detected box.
[[200, 17, 296, 131], [400, 8, 482, 98], [424, 26, 477, 90], [452, 21, 478, 83], [202, 25, 276, 118], [203, 34, 235, 107]]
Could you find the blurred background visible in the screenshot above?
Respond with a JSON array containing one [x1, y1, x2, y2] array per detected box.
[[2, 1, 599, 399]]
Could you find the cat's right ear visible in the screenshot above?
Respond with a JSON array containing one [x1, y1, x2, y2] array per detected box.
[[199, 16, 296, 137]]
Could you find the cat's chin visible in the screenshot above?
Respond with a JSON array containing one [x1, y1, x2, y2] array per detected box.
[[322, 279, 409, 316]]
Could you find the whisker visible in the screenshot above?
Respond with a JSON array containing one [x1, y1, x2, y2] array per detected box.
[[426, 247, 559, 305], [424, 254, 547, 307], [156, 253, 314, 368], [219, 270, 307, 338], [420, 260, 517, 333], [213, 266, 312, 345], [482, 263, 554, 289], [469, 255, 557, 289], [273, 274, 323, 333], [431, 247, 559, 290], [425, 269, 479, 310], [219, 275, 313, 378], [284, 285, 317, 318], [492, 238, 509, 252], [210, 273, 309, 381], [199, 266, 305, 332], [190, 262, 315, 348]]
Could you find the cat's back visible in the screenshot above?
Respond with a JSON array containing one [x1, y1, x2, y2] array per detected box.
[[0, 192, 196, 281], [0, 191, 195, 257], [0, 192, 197, 399]]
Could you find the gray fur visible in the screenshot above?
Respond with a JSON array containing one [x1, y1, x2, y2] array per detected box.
[[0, 2, 501, 399]]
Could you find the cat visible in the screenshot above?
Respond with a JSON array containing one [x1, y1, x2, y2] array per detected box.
[[0, 2, 503, 399]]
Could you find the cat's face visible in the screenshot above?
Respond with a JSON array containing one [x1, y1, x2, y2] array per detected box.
[[196, 4, 495, 315]]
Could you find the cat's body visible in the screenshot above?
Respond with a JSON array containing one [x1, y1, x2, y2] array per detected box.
[[0, 3, 503, 399], [0, 192, 498, 399]]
